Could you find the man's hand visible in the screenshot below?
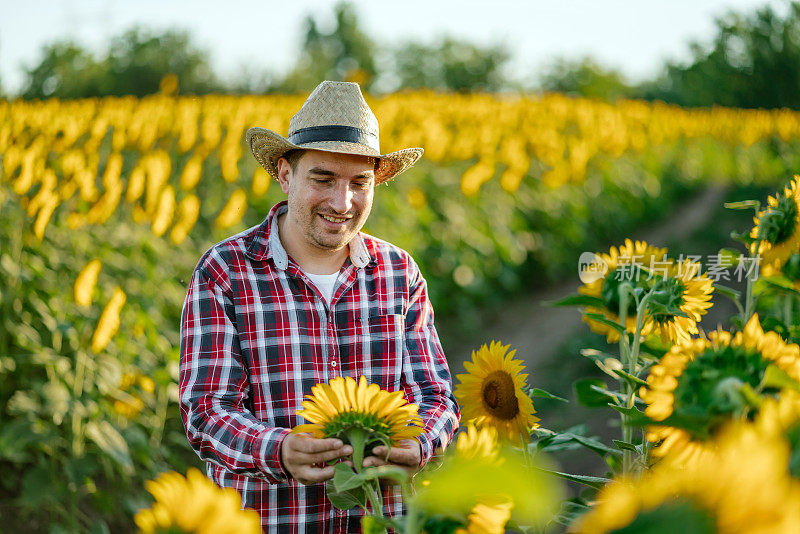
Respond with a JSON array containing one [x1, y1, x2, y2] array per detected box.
[[281, 433, 353, 485], [362, 439, 422, 476]]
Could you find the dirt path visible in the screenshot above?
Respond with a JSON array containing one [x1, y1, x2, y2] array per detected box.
[[441, 185, 730, 371]]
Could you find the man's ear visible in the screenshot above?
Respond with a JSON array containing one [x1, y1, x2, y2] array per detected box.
[[276, 158, 292, 194]]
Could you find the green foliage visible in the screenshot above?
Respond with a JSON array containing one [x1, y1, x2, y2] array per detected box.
[[539, 57, 634, 101], [20, 26, 221, 100], [280, 2, 377, 93], [390, 38, 510, 92], [0, 198, 202, 531], [642, 2, 800, 109]]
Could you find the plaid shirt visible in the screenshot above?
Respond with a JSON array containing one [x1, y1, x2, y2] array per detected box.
[[179, 201, 459, 533]]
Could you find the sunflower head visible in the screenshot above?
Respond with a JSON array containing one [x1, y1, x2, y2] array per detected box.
[[292, 376, 423, 470], [751, 176, 800, 274], [455, 341, 539, 444], [642, 258, 714, 345], [640, 314, 800, 461], [134, 468, 262, 534], [571, 422, 800, 534], [455, 424, 501, 463], [579, 239, 668, 342]]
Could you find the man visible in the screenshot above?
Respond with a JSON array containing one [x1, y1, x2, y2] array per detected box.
[[179, 81, 459, 532]]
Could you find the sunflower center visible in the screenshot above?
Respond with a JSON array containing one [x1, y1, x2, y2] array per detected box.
[[481, 371, 520, 421], [757, 196, 798, 246], [648, 276, 686, 325]]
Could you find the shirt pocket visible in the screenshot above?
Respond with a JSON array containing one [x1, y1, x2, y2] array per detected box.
[[359, 313, 404, 392]]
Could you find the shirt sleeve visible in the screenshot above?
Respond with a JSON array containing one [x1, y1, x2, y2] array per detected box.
[[179, 265, 290, 483], [400, 260, 460, 466]]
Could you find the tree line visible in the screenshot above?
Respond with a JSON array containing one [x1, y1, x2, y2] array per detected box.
[[6, 1, 800, 110]]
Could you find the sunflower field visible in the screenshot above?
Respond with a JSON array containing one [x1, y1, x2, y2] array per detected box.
[[5, 86, 800, 532]]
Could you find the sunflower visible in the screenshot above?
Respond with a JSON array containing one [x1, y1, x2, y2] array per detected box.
[[571, 422, 800, 534], [456, 501, 514, 534], [640, 314, 800, 461], [640, 257, 714, 345], [414, 429, 561, 530], [292, 375, 423, 469], [455, 424, 501, 463], [578, 240, 668, 342], [751, 176, 800, 276], [454, 341, 539, 444], [134, 468, 261, 534]]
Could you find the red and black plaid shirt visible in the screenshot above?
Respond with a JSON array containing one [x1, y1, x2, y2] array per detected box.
[[179, 201, 459, 533]]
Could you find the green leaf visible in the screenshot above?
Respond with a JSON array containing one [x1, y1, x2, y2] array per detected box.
[[85, 420, 134, 475], [567, 433, 621, 458], [360, 465, 408, 485], [762, 364, 800, 392], [538, 468, 610, 490], [549, 498, 592, 527], [759, 277, 800, 298], [528, 387, 568, 403], [724, 200, 760, 211], [583, 313, 627, 335], [612, 368, 648, 387], [612, 439, 639, 453], [333, 462, 363, 492], [574, 379, 618, 407], [547, 294, 606, 308], [714, 283, 742, 300], [361, 515, 389, 534], [326, 481, 367, 510]]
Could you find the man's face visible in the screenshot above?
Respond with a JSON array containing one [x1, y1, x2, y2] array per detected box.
[[277, 149, 375, 252]]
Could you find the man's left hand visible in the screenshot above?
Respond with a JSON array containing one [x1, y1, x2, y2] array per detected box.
[[362, 439, 422, 476]]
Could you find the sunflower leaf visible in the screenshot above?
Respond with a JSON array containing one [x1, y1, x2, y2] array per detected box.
[[612, 439, 639, 453], [360, 465, 408, 484], [612, 368, 648, 387], [762, 364, 800, 392], [582, 313, 627, 335], [548, 498, 592, 527], [730, 229, 757, 246], [759, 277, 800, 298], [528, 388, 568, 403], [333, 462, 364, 492], [547, 294, 606, 308], [724, 200, 760, 212], [326, 479, 368, 510], [537, 468, 610, 490], [574, 379, 619, 407]]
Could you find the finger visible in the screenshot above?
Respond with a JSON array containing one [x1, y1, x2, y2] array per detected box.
[[362, 455, 389, 468], [294, 436, 346, 454], [297, 464, 335, 485], [295, 447, 354, 466], [372, 445, 416, 466]]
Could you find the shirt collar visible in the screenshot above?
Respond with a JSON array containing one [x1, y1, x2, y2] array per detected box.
[[244, 201, 372, 270]]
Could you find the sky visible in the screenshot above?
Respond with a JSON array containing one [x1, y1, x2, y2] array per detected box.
[[0, 0, 789, 94]]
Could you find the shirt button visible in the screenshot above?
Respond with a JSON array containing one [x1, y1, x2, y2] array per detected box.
[[331, 360, 337, 368]]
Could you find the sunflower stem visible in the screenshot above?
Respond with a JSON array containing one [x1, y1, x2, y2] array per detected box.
[[366, 479, 385, 520], [347, 427, 370, 474], [622, 289, 653, 476], [744, 247, 759, 324]]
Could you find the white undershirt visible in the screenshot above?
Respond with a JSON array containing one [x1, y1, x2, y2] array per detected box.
[[304, 271, 339, 304]]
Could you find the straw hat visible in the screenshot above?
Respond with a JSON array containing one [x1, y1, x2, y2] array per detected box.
[[246, 81, 423, 184]]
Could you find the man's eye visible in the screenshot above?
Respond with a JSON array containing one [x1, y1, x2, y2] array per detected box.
[[353, 182, 370, 189], [313, 178, 331, 184]]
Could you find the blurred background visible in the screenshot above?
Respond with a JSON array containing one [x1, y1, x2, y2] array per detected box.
[[4, 0, 800, 532]]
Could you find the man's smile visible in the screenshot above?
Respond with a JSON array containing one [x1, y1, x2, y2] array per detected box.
[[319, 214, 349, 224]]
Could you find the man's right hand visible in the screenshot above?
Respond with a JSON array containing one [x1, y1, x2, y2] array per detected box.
[[280, 433, 353, 485]]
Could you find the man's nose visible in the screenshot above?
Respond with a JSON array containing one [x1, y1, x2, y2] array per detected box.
[[329, 183, 353, 213]]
